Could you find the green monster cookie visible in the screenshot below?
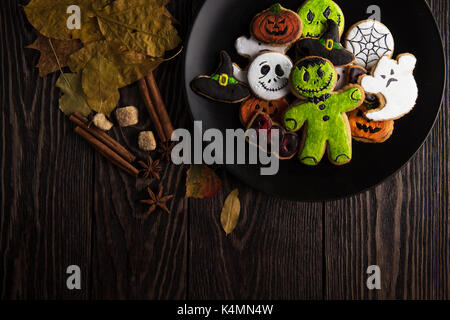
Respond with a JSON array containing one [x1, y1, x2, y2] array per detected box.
[[298, 0, 345, 38], [284, 57, 364, 166]]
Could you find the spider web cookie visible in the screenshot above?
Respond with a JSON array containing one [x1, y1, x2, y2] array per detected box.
[[345, 20, 394, 69]]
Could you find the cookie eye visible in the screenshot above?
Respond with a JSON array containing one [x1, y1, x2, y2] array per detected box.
[[303, 70, 310, 82], [275, 64, 284, 77], [261, 65, 270, 76], [307, 9, 315, 22], [254, 104, 260, 110], [279, 19, 286, 24], [381, 75, 386, 79], [267, 19, 274, 24], [323, 7, 331, 18], [391, 69, 395, 75], [317, 68, 324, 78]]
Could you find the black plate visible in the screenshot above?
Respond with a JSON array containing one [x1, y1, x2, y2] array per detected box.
[[184, 0, 446, 201]]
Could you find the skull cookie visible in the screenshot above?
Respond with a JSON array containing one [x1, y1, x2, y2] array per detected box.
[[360, 53, 418, 121], [247, 52, 293, 101]]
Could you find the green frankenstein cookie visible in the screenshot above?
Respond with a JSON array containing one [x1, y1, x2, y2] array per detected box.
[[298, 0, 345, 38], [284, 57, 364, 166]]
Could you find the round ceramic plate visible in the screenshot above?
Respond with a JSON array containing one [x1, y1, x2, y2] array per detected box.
[[184, 0, 446, 201]]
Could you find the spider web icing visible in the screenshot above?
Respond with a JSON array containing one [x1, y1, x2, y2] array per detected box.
[[346, 21, 394, 69]]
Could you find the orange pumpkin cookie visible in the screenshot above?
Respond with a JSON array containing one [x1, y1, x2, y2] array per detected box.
[[348, 105, 394, 143], [250, 3, 302, 46], [240, 97, 289, 126]]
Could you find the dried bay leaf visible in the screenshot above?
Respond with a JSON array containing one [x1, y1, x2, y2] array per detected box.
[[220, 189, 241, 235], [81, 54, 120, 116], [27, 35, 82, 77], [186, 165, 222, 199], [56, 73, 91, 116], [95, 0, 181, 57]]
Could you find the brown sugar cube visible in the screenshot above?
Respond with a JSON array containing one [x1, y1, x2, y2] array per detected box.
[[116, 106, 139, 127], [92, 113, 114, 131], [138, 131, 157, 151]]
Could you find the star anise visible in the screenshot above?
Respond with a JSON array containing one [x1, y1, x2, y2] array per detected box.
[[139, 185, 174, 217], [157, 141, 175, 162], [138, 156, 163, 180]]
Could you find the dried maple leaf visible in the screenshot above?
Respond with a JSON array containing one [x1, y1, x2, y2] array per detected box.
[[139, 185, 174, 218], [138, 156, 163, 180], [56, 73, 91, 116], [26, 35, 82, 77], [186, 165, 222, 199], [220, 189, 241, 235]]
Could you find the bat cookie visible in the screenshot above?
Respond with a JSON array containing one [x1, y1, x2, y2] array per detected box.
[[298, 0, 345, 38], [345, 20, 394, 69], [360, 53, 418, 121], [283, 57, 365, 166], [250, 3, 302, 46], [191, 51, 251, 103]]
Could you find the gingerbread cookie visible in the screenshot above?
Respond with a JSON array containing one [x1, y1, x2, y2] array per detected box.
[[298, 0, 344, 38], [240, 96, 289, 126], [191, 51, 251, 103], [284, 57, 365, 166], [345, 20, 394, 69], [247, 51, 293, 101], [360, 53, 418, 121], [296, 19, 354, 67], [250, 3, 302, 46], [348, 104, 394, 143], [235, 35, 290, 60]]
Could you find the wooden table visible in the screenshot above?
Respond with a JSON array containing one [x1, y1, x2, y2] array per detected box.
[[0, 0, 448, 300]]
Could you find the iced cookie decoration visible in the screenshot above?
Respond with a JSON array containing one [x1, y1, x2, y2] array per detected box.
[[345, 20, 394, 69], [250, 3, 302, 46], [240, 97, 289, 126], [284, 57, 365, 166], [191, 51, 251, 103], [235, 35, 290, 60], [360, 54, 418, 121], [298, 0, 344, 38], [348, 104, 394, 143], [296, 19, 354, 67], [247, 52, 293, 101], [247, 112, 300, 160]]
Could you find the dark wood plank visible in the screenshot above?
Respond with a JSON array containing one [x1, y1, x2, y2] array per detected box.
[[0, 0, 93, 299], [324, 0, 449, 300]]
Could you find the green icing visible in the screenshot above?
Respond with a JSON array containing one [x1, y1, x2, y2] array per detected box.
[[211, 74, 238, 85], [283, 87, 364, 165], [291, 58, 336, 98], [298, 0, 345, 38], [270, 3, 283, 15], [318, 38, 343, 50]]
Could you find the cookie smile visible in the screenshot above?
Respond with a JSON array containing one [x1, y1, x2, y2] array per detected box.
[[386, 78, 398, 88], [259, 78, 288, 92], [296, 73, 333, 94]]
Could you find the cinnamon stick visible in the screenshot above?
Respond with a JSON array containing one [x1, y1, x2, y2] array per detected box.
[[70, 113, 136, 163], [145, 72, 174, 140], [138, 78, 168, 142], [75, 126, 139, 177]]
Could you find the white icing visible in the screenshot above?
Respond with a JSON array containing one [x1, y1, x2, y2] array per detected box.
[[334, 66, 347, 90], [345, 20, 394, 69], [235, 35, 289, 60], [247, 52, 293, 101], [232, 63, 248, 83], [361, 54, 418, 121]]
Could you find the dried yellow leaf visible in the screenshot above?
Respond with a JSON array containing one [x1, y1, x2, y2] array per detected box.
[[220, 189, 241, 235], [56, 73, 91, 116]]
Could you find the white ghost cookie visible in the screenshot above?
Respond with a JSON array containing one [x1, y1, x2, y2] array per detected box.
[[235, 35, 290, 60], [361, 54, 418, 121], [345, 20, 394, 69], [247, 52, 293, 101]]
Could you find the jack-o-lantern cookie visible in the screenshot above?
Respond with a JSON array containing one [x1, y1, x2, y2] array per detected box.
[[240, 96, 289, 126], [296, 19, 354, 67], [284, 57, 365, 166], [247, 51, 293, 101], [251, 3, 302, 46], [191, 51, 251, 103], [348, 105, 394, 143], [360, 53, 418, 121], [298, 0, 345, 38], [345, 20, 394, 69]]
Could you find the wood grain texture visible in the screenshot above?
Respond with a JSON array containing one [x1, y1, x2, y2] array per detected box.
[[324, 0, 449, 300]]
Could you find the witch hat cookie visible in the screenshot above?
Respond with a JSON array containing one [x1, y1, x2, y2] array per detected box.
[[191, 51, 251, 104], [296, 19, 354, 67]]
